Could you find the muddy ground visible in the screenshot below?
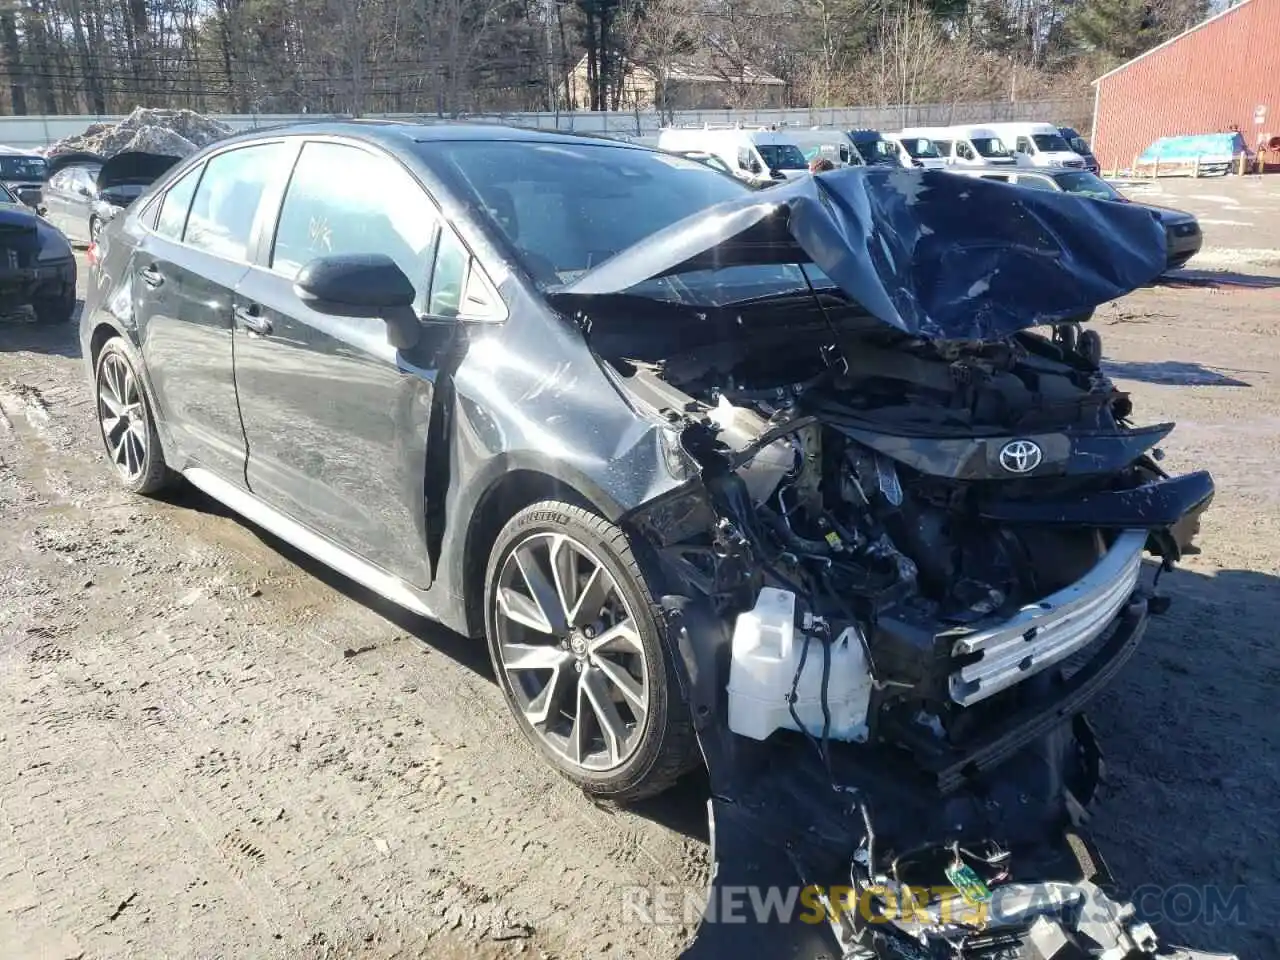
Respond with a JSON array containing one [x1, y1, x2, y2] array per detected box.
[[2, 176, 1278, 959]]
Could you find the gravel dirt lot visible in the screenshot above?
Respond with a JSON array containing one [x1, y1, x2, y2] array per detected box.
[[2, 176, 1278, 960]]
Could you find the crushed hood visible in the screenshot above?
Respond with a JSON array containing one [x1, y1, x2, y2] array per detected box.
[[555, 167, 1167, 341], [97, 151, 181, 191]]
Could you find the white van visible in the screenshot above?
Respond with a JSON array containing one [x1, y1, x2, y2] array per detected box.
[[884, 133, 947, 169], [986, 122, 1087, 169], [783, 128, 865, 168], [656, 127, 811, 186], [908, 125, 1019, 169]]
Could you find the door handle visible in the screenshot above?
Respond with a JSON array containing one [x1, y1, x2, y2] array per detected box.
[[234, 305, 273, 336], [139, 264, 163, 288]]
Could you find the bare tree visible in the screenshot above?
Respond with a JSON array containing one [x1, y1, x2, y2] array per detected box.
[[623, 0, 697, 119]]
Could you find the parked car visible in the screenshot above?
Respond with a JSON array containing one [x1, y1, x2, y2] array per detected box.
[[985, 122, 1087, 169], [907, 125, 1019, 169], [82, 118, 1211, 839], [784, 128, 864, 168], [846, 129, 901, 167], [956, 167, 1202, 269], [666, 149, 736, 177], [884, 133, 947, 168], [0, 145, 49, 208], [656, 127, 809, 186], [1058, 125, 1100, 173], [44, 150, 181, 245], [0, 180, 76, 323]]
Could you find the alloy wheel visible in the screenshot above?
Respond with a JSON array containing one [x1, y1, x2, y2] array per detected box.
[[97, 352, 148, 482], [493, 531, 650, 772]]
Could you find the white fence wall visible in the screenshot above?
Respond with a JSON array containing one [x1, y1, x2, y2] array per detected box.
[[0, 99, 1090, 151]]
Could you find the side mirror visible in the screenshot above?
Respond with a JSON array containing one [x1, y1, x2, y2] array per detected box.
[[749, 160, 763, 175], [294, 253, 420, 350]]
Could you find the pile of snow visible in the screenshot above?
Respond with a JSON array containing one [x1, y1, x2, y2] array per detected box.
[[46, 108, 232, 158]]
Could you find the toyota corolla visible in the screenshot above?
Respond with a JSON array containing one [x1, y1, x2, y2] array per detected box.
[[81, 123, 1223, 960]]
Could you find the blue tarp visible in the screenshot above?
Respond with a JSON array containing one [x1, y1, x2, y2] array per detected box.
[[1138, 133, 1247, 163]]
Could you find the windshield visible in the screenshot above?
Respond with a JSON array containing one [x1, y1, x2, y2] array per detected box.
[[1053, 171, 1122, 201], [422, 140, 755, 288], [628, 263, 837, 306], [756, 143, 807, 171], [0, 155, 47, 180], [1032, 133, 1071, 153], [853, 139, 899, 164], [971, 137, 1011, 158], [898, 137, 939, 159]]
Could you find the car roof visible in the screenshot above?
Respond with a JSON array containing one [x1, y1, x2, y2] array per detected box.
[[0, 144, 43, 157], [218, 120, 645, 154]]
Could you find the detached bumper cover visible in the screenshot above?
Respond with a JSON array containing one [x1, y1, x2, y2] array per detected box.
[[950, 529, 1147, 706]]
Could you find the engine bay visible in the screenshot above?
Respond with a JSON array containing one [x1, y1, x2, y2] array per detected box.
[[613, 322, 1206, 785]]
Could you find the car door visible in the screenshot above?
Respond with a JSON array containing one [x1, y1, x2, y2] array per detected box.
[[131, 141, 294, 482], [232, 138, 463, 587]]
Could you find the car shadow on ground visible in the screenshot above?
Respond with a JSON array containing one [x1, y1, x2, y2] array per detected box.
[[1102, 359, 1253, 387], [1158, 269, 1280, 289], [155, 484, 1280, 950], [157, 482, 496, 679], [0, 308, 83, 358]]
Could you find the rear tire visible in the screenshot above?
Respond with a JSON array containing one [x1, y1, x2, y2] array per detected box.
[[483, 500, 696, 802], [94, 337, 173, 495]]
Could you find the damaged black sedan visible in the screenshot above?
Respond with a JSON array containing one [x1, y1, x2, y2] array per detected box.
[[82, 124, 1227, 960], [0, 180, 76, 323]]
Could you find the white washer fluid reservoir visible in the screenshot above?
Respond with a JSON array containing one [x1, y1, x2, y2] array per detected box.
[[726, 587, 872, 743]]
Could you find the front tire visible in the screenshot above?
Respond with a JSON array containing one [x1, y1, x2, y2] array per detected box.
[[484, 501, 696, 801], [94, 337, 173, 495]]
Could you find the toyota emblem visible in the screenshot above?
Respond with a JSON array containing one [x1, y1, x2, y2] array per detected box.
[[998, 439, 1043, 474]]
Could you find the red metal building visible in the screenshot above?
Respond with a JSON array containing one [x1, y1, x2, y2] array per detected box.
[[1091, 0, 1280, 170]]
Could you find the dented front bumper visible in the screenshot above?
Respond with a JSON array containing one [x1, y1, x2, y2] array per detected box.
[[949, 529, 1148, 707], [659, 594, 1238, 960]]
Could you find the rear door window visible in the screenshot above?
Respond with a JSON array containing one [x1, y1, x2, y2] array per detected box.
[[270, 141, 440, 309], [155, 165, 202, 240], [184, 143, 288, 261]]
